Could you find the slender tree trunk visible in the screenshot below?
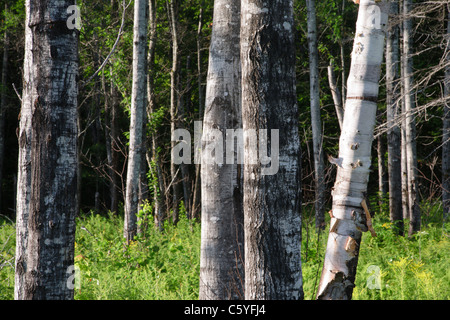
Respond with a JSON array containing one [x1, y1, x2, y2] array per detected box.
[[241, 0, 303, 300], [146, 0, 165, 230], [191, 0, 205, 220], [442, 4, 450, 222], [124, 0, 148, 242], [0, 18, 8, 211], [15, 0, 79, 299], [14, 0, 33, 299], [328, 63, 344, 130], [168, 0, 181, 224], [386, 0, 403, 235], [306, 0, 325, 230], [199, 0, 243, 300], [317, 0, 389, 300], [402, 0, 420, 236], [377, 119, 388, 209]]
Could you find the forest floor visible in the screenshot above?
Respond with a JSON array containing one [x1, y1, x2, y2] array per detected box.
[[0, 200, 449, 300]]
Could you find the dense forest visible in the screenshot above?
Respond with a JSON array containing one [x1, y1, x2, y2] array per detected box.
[[0, 0, 448, 300]]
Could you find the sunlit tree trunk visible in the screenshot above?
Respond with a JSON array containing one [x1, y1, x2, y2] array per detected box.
[[402, 0, 420, 236], [241, 0, 303, 300], [306, 0, 325, 230], [317, 0, 389, 300], [199, 0, 244, 300], [124, 0, 148, 242], [386, 0, 403, 235], [15, 0, 79, 299]]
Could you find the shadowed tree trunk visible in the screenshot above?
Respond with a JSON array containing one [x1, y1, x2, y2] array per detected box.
[[317, 0, 389, 300], [386, 0, 403, 235], [241, 0, 303, 300], [306, 0, 325, 230], [15, 0, 79, 299]]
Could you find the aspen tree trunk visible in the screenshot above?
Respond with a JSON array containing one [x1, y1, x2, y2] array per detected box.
[[14, 0, 33, 299], [401, 95, 410, 219], [15, 0, 79, 299], [124, 0, 148, 242], [317, 0, 389, 300], [442, 4, 450, 222], [402, 0, 420, 236], [199, 0, 244, 300], [306, 0, 325, 230], [168, 0, 181, 224], [241, 0, 303, 300], [386, 0, 403, 235], [146, 0, 165, 230], [0, 21, 8, 210], [328, 63, 344, 130]]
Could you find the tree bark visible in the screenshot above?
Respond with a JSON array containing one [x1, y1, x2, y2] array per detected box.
[[168, 0, 181, 224], [306, 0, 326, 230], [15, 0, 79, 299], [402, 0, 420, 236], [241, 0, 303, 300], [328, 63, 344, 130], [386, 0, 403, 235], [442, 4, 449, 222], [124, 0, 148, 242], [199, 0, 244, 300], [317, 0, 389, 300]]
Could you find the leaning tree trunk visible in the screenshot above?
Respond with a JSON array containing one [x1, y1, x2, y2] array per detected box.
[[15, 0, 79, 299], [386, 0, 403, 235], [199, 0, 244, 300], [124, 0, 148, 242], [442, 4, 449, 222], [306, 0, 326, 230], [316, 0, 389, 300], [402, 0, 420, 236], [241, 0, 303, 300]]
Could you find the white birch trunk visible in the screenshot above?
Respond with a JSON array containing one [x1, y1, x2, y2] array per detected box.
[[124, 0, 148, 242], [241, 0, 303, 300], [199, 0, 244, 300], [402, 0, 420, 236], [15, 0, 79, 299], [317, 0, 389, 300], [306, 0, 325, 230]]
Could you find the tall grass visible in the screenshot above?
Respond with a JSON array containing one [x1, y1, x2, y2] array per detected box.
[[0, 199, 449, 300]]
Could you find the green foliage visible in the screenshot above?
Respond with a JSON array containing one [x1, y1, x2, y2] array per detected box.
[[73, 211, 200, 300]]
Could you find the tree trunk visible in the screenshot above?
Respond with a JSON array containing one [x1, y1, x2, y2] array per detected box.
[[124, 0, 148, 242], [317, 0, 389, 300], [0, 16, 8, 211], [328, 63, 344, 130], [306, 0, 326, 230], [168, 0, 181, 224], [386, 0, 403, 235], [402, 0, 420, 236], [241, 0, 303, 300], [146, 0, 165, 230], [14, 0, 33, 299], [442, 4, 450, 222], [199, 0, 243, 300], [15, 0, 79, 299]]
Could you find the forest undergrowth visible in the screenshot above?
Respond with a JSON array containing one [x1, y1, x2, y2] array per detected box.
[[0, 200, 448, 300]]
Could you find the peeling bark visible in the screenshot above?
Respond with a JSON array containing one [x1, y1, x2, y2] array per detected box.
[[317, 0, 389, 300]]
